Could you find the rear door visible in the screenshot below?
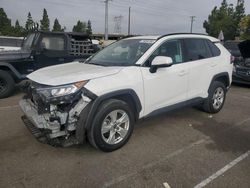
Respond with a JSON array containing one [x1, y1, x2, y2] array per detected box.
[[183, 38, 221, 99]]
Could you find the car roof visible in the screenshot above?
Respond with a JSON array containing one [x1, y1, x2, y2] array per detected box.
[[124, 33, 219, 43], [125, 35, 160, 40]]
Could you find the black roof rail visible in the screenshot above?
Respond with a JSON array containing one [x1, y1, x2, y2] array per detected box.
[[157, 33, 208, 40]]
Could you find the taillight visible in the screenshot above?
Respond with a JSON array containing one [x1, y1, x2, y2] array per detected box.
[[230, 55, 235, 64]]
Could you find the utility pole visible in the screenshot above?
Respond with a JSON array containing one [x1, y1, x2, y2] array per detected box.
[[128, 6, 131, 36], [104, 0, 112, 40], [190, 16, 195, 33]]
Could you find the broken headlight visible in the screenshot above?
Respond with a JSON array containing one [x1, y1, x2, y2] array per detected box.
[[36, 81, 88, 102]]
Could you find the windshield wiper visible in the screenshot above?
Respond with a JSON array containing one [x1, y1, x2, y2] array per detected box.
[[85, 62, 106, 66]]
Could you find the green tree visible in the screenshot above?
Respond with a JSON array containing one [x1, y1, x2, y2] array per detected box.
[[40, 8, 50, 31], [72, 20, 86, 33], [13, 20, 24, 36], [203, 0, 245, 40], [0, 8, 12, 35], [25, 12, 34, 31], [52, 18, 63, 32], [234, 0, 245, 36], [240, 15, 250, 39], [86, 20, 92, 35]]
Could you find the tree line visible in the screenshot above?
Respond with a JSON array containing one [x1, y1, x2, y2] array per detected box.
[[204, 0, 250, 40], [0, 8, 92, 37]]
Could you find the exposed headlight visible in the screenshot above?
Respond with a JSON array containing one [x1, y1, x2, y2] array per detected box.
[[37, 81, 88, 100]]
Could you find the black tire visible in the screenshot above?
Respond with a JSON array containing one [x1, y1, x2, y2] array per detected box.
[[203, 81, 227, 114], [0, 70, 15, 99], [88, 99, 135, 152]]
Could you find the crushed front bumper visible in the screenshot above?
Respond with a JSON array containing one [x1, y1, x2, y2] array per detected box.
[[19, 96, 90, 146]]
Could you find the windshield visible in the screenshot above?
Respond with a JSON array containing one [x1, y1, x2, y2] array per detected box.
[[86, 39, 155, 66], [22, 33, 36, 49]]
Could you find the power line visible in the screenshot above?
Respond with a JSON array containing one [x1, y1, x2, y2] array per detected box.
[[111, 2, 190, 17], [114, 15, 123, 33]]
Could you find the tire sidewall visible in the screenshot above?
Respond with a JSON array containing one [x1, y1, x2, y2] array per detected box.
[[208, 81, 226, 113], [0, 70, 15, 98], [91, 100, 135, 152]]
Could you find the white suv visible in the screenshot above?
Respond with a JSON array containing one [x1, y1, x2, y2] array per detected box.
[[20, 33, 233, 152]]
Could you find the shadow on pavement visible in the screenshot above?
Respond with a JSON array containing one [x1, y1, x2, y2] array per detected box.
[[191, 117, 250, 153]]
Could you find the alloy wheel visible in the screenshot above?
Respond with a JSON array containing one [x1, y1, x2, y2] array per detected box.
[[101, 110, 130, 145], [212, 87, 224, 110]]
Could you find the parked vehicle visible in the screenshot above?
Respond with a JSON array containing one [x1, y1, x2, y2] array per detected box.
[[0, 36, 23, 52], [234, 40, 250, 84], [224, 40, 250, 85], [20, 33, 233, 152], [0, 31, 97, 98]]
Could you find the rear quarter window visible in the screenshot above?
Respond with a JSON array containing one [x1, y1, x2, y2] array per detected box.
[[206, 40, 221, 57]]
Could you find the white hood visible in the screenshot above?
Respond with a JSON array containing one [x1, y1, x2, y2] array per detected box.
[[27, 62, 123, 86]]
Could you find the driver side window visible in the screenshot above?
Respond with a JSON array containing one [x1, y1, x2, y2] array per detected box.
[[145, 39, 183, 67]]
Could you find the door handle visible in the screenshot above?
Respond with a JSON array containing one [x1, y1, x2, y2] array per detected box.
[[178, 70, 188, 76]]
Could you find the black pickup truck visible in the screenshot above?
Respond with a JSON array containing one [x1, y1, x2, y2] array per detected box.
[[0, 31, 98, 98]]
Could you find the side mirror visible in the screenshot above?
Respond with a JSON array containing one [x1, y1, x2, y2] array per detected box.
[[150, 56, 173, 73]]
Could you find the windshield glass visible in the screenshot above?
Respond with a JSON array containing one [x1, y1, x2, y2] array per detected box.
[[22, 33, 36, 49], [86, 39, 155, 66]]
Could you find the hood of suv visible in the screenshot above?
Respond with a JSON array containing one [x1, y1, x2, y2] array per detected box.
[[27, 62, 123, 86], [238, 40, 250, 58]]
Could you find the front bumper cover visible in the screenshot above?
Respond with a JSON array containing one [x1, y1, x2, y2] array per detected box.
[[19, 95, 91, 146]]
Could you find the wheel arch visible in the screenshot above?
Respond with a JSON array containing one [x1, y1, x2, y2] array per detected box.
[[0, 62, 22, 81], [209, 72, 230, 91], [85, 89, 142, 130]]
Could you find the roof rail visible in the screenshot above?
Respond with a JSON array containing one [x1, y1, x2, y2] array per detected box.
[[157, 33, 208, 40]]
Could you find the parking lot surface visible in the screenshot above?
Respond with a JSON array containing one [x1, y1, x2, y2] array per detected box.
[[0, 85, 250, 188]]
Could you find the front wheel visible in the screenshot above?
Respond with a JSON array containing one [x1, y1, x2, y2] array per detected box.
[[203, 81, 227, 114], [88, 99, 135, 152], [0, 70, 15, 99]]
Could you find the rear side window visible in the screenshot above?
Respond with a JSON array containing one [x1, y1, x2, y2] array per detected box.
[[206, 40, 221, 57], [184, 39, 212, 61], [41, 36, 65, 51]]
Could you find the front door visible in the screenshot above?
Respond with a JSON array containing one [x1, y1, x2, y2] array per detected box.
[[34, 34, 68, 69], [140, 39, 189, 116]]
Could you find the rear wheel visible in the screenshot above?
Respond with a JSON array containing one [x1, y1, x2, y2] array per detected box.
[[88, 99, 135, 152], [0, 70, 15, 99], [203, 81, 226, 113]]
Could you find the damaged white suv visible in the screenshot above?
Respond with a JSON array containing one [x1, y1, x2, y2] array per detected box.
[[20, 34, 233, 152]]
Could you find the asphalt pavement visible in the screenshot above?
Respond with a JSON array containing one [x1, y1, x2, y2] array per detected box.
[[0, 85, 250, 188]]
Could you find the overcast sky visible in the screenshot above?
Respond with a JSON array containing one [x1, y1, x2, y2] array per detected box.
[[1, 0, 250, 35]]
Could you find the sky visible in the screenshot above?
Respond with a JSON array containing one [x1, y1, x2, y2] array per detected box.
[[1, 0, 250, 35]]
